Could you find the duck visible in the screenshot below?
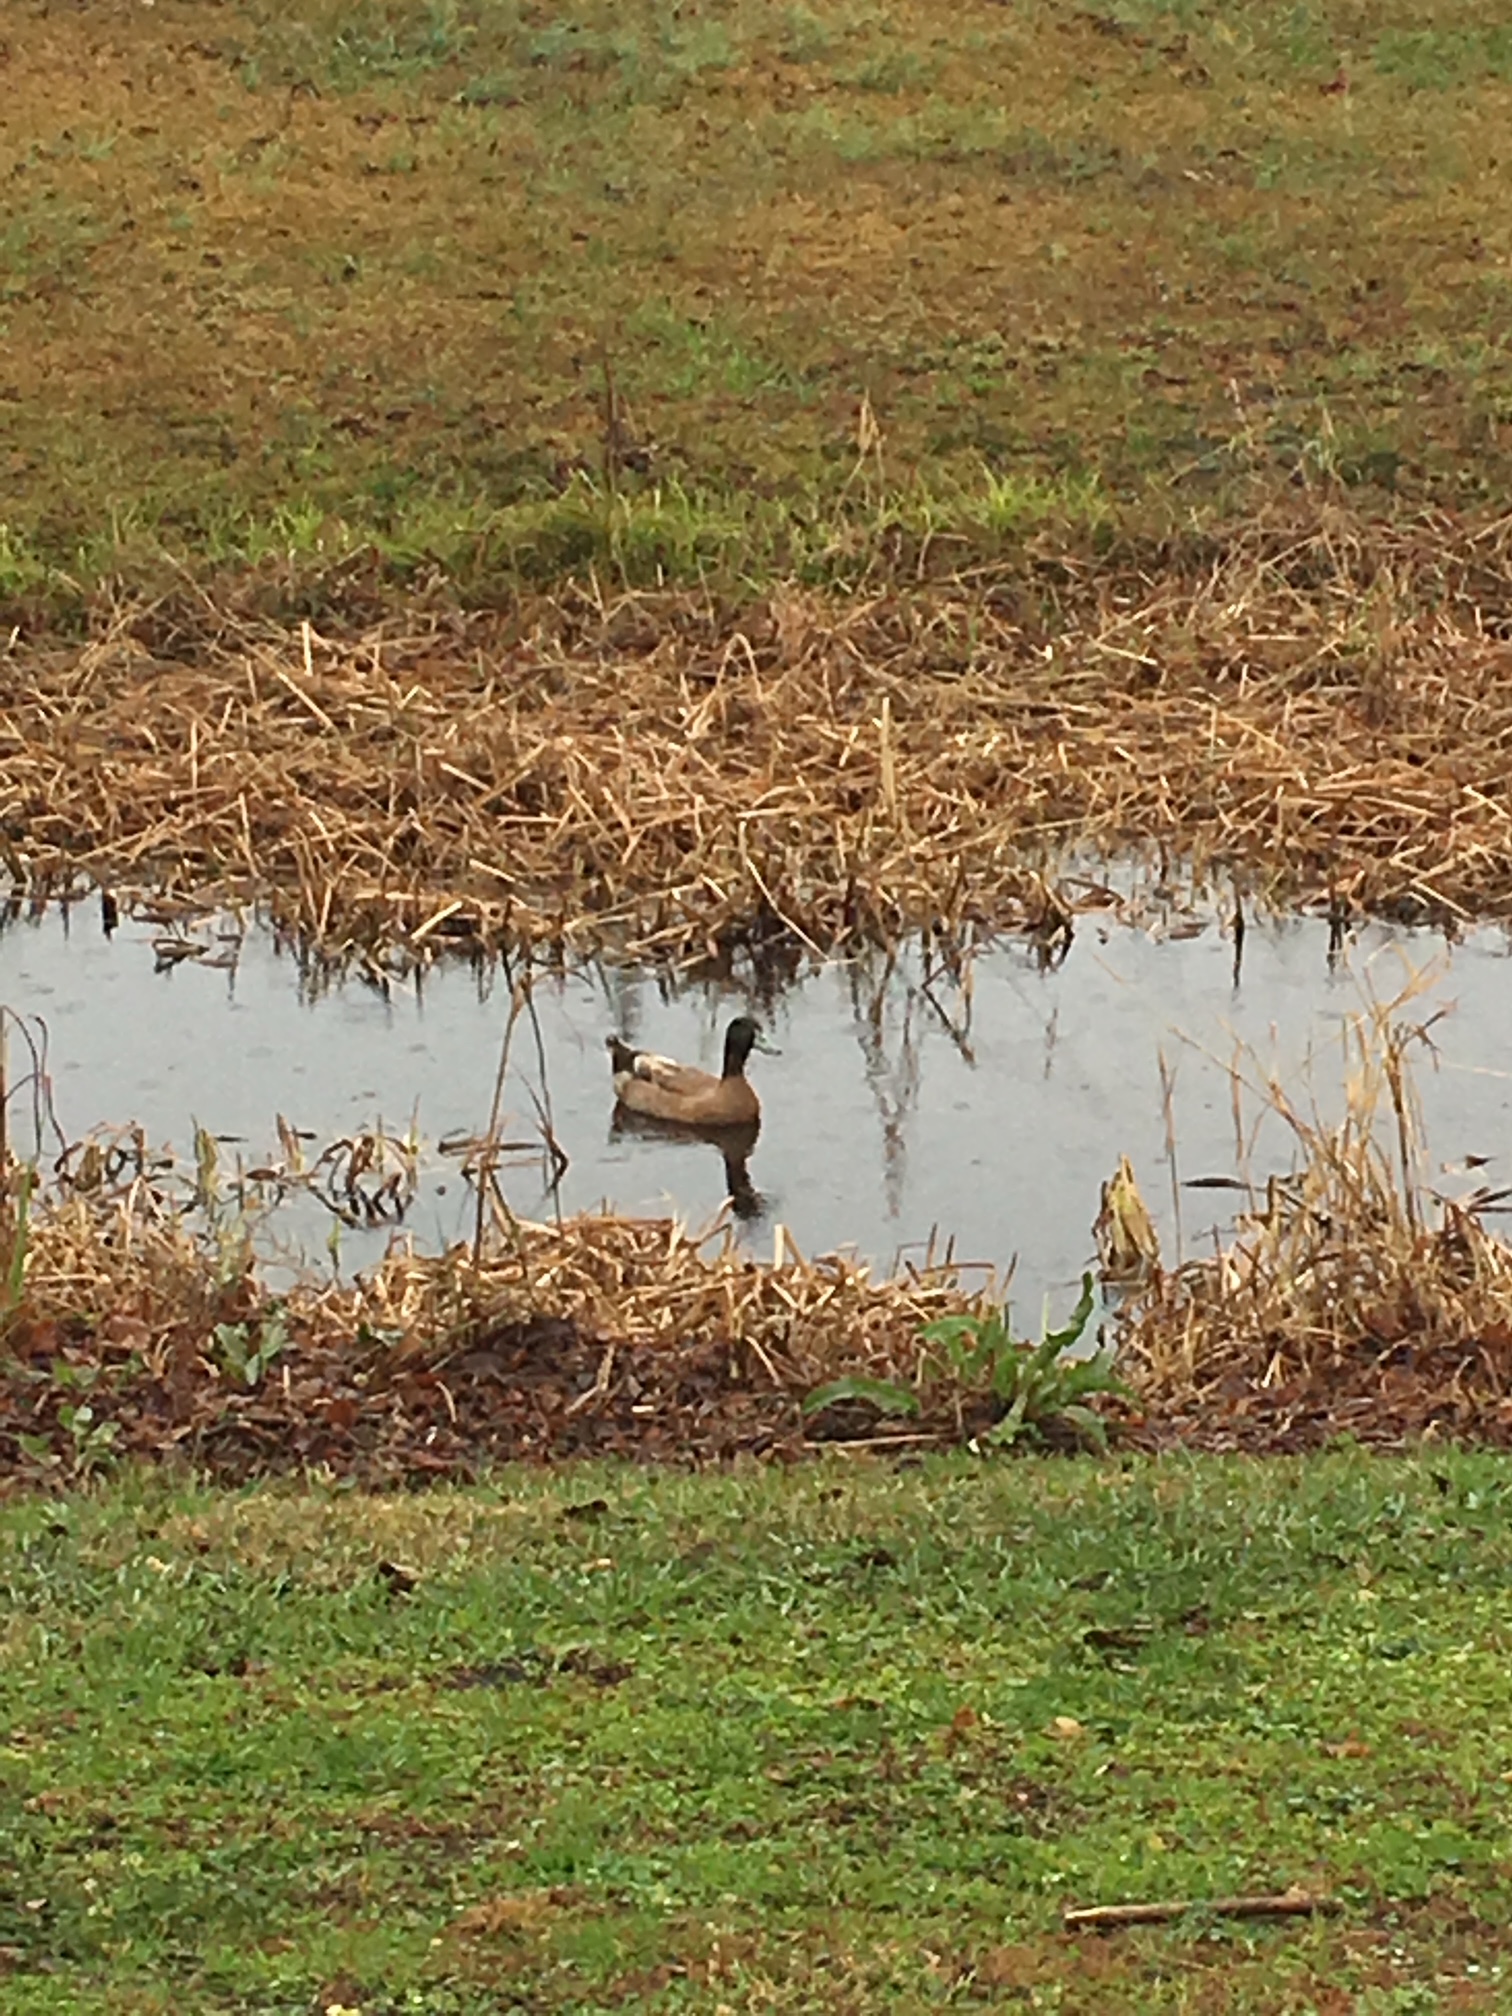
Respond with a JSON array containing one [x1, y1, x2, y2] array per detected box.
[[606, 1016, 769, 1128]]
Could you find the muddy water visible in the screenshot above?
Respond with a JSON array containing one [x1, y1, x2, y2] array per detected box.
[[2, 902, 1508, 1321]]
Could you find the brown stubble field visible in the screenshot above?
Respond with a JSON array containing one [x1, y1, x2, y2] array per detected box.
[[3, 0, 1511, 580]]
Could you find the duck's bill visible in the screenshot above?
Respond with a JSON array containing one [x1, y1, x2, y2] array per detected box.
[[752, 1031, 782, 1056]]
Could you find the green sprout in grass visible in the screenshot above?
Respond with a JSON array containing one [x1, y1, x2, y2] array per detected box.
[[805, 1272, 1130, 1451], [922, 1272, 1129, 1451]]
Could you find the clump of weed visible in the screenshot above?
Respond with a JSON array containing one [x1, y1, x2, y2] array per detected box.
[[919, 1274, 1127, 1451], [806, 1274, 1129, 1452]]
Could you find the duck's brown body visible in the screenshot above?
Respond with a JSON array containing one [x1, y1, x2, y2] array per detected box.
[[606, 1017, 764, 1128]]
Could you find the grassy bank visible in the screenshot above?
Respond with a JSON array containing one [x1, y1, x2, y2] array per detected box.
[[7, 1, 1512, 953], [3, 1451, 1510, 2012], [5, 0, 1512, 602]]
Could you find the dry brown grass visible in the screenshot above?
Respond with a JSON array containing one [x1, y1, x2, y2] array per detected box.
[[0, 1110, 986, 1478], [1124, 984, 1512, 1447], [5, 507, 1512, 963]]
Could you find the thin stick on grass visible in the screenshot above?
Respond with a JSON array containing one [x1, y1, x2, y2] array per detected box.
[[1064, 1892, 1341, 1931]]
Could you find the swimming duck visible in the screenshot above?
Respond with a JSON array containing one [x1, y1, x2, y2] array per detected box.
[[606, 1016, 769, 1128]]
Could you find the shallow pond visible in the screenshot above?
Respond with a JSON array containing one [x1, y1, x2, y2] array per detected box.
[[1, 899, 1507, 1320]]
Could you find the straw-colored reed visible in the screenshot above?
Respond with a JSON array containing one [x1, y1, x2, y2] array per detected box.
[[4, 507, 1512, 961]]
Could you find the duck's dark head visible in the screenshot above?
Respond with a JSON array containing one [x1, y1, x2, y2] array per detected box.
[[722, 1016, 766, 1077]]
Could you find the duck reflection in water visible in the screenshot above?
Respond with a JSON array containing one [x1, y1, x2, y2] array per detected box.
[[607, 1107, 767, 1223], [605, 1016, 775, 1223]]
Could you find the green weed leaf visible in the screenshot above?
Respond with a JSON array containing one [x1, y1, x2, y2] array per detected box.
[[802, 1375, 921, 1419], [922, 1273, 1122, 1450]]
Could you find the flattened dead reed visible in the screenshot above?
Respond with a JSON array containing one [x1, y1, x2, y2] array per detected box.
[[10, 1184, 969, 1376], [359, 1212, 971, 1382], [0, 1132, 992, 1475], [4, 505, 1512, 960]]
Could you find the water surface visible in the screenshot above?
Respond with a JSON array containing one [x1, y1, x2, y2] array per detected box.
[[2, 901, 1507, 1318]]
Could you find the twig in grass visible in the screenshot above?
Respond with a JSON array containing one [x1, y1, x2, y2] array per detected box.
[[1063, 1891, 1340, 1931]]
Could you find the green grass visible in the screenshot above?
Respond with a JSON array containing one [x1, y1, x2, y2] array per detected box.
[[6, 0, 1512, 608], [4, 1449, 1512, 2011], [0, 466, 1117, 617]]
